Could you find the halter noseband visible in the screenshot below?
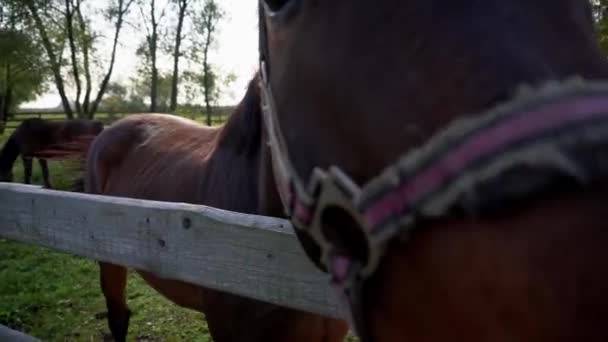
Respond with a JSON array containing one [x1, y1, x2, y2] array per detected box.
[[258, 4, 608, 340]]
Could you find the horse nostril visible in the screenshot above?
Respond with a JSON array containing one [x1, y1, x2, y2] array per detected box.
[[320, 206, 369, 265]]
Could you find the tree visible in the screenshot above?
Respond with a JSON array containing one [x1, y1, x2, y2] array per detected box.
[[191, 0, 223, 126], [137, 0, 168, 112], [182, 68, 235, 118], [129, 66, 173, 111], [20, 0, 133, 119], [98, 81, 147, 112], [64, 0, 134, 118], [169, 0, 192, 112], [24, 0, 75, 118], [0, 1, 48, 131]]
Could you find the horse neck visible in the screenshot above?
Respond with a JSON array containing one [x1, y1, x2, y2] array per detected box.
[[0, 134, 20, 172], [198, 77, 266, 215]]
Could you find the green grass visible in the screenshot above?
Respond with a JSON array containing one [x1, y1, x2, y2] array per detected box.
[[0, 131, 358, 342], [0, 240, 210, 342]]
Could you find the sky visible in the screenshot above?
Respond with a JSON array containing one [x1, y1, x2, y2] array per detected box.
[[21, 0, 259, 109]]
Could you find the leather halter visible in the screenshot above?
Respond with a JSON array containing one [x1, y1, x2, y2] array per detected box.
[[258, 3, 608, 340]]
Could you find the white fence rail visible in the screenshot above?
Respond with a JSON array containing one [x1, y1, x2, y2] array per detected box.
[[0, 324, 41, 342], [0, 183, 344, 321]]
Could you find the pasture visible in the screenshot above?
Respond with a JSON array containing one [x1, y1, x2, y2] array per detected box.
[[0, 130, 213, 341]]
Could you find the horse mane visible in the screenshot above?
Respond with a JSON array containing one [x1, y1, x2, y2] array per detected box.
[[0, 132, 21, 172], [216, 72, 263, 155]]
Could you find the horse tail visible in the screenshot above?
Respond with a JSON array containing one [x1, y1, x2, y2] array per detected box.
[[63, 134, 101, 193], [32, 132, 101, 193], [71, 129, 106, 194], [33, 134, 99, 160]]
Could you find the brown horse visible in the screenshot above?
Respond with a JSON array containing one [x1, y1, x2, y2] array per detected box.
[[80, 79, 349, 342], [0, 118, 103, 188], [254, 0, 608, 341]]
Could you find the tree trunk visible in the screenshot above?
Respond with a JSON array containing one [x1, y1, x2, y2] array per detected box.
[[89, 0, 132, 118], [203, 25, 212, 126], [75, 1, 93, 118], [148, 0, 159, 113], [170, 0, 188, 113], [27, 1, 74, 119], [150, 40, 158, 112], [0, 94, 5, 134], [2, 87, 13, 133], [0, 63, 9, 133], [65, 0, 83, 118], [203, 51, 211, 126]]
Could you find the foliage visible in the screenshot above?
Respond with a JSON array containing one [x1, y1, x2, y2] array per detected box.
[[182, 69, 236, 108], [128, 68, 174, 112], [0, 0, 49, 129], [10, 0, 133, 119], [98, 81, 147, 112], [594, 0, 608, 53], [0, 29, 48, 108]]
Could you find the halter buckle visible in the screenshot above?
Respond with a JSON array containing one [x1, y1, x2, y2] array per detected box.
[[290, 166, 383, 284]]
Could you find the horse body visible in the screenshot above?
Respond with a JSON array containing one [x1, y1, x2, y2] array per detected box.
[[0, 118, 103, 188], [256, 0, 608, 341], [84, 86, 348, 341]]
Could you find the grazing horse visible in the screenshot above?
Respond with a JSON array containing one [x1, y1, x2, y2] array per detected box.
[[81, 79, 349, 342], [255, 0, 608, 341], [0, 118, 103, 188]]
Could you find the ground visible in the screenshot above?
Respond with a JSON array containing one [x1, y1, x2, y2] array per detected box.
[[0, 126, 357, 341]]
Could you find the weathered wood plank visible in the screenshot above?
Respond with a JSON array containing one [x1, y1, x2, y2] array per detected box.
[[0, 325, 41, 342], [0, 183, 345, 319]]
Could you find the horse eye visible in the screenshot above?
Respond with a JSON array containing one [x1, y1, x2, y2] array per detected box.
[[264, 0, 290, 13], [263, 0, 299, 17]]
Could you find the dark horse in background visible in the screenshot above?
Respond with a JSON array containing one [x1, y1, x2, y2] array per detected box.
[[70, 79, 349, 342], [255, 0, 608, 341], [0, 118, 103, 188]]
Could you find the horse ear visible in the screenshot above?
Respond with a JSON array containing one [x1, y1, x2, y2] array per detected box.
[[293, 228, 328, 273]]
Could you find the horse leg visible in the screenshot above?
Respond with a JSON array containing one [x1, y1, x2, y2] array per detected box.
[[38, 159, 52, 189], [22, 156, 32, 184], [99, 262, 131, 342]]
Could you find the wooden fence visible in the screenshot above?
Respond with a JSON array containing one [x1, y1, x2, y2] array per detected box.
[[0, 325, 41, 342], [4, 108, 234, 129], [0, 182, 345, 340]]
